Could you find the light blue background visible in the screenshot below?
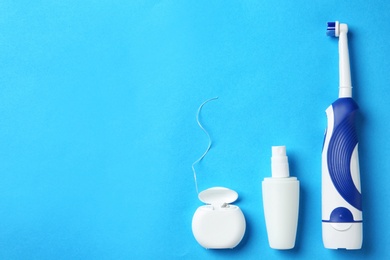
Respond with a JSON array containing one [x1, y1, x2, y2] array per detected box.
[[1, 0, 390, 259]]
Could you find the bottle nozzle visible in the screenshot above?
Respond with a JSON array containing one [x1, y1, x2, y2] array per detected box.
[[271, 146, 290, 178]]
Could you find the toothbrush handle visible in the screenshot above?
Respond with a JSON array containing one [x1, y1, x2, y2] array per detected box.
[[326, 98, 362, 211]]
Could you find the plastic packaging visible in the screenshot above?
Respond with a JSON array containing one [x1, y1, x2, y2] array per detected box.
[[262, 146, 300, 249]]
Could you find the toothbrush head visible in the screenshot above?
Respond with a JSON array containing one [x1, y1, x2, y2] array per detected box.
[[326, 21, 348, 37], [326, 21, 339, 37]]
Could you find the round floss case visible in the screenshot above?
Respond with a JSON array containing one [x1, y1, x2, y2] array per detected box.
[[192, 187, 246, 249]]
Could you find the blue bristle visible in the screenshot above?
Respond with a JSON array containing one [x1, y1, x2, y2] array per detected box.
[[327, 21, 336, 28], [326, 30, 335, 37], [326, 21, 336, 36]]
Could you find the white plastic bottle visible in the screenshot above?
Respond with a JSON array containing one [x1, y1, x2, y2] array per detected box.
[[262, 146, 300, 249]]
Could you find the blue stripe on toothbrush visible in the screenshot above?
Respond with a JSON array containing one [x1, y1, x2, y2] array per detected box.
[[327, 98, 362, 211]]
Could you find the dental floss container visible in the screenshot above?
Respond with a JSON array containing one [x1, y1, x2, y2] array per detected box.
[[192, 187, 246, 249], [262, 146, 300, 249]]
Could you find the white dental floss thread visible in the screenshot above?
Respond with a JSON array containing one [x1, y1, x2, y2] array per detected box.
[[192, 97, 219, 194]]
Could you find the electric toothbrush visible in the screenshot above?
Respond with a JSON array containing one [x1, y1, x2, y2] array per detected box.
[[322, 21, 363, 249]]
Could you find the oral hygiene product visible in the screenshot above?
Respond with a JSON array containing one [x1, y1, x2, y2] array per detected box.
[[191, 98, 246, 249], [192, 187, 246, 249], [262, 146, 299, 249], [322, 21, 363, 249]]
